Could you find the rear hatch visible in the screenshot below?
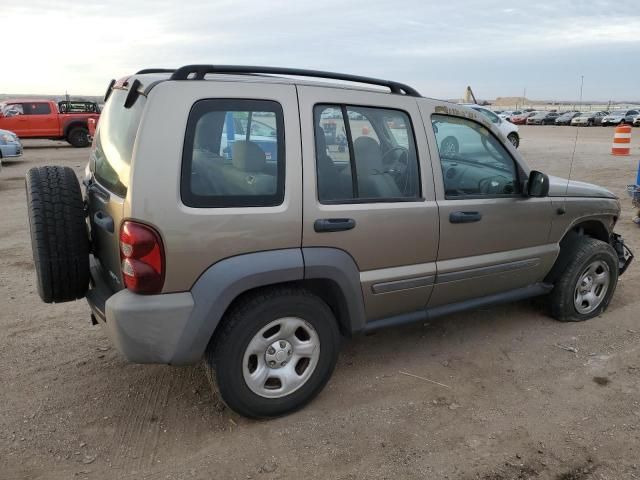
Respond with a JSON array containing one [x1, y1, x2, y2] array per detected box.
[[86, 86, 146, 293]]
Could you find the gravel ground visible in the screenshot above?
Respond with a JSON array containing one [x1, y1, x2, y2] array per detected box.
[[1, 126, 639, 480]]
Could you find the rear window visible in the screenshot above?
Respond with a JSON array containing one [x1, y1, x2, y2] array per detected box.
[[181, 99, 285, 208], [92, 89, 145, 197]]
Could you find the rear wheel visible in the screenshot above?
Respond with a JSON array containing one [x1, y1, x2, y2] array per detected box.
[[204, 287, 341, 418], [549, 237, 618, 322], [25, 166, 90, 303], [67, 127, 90, 148]]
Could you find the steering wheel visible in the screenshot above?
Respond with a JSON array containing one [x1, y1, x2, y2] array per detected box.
[[381, 146, 409, 174], [478, 175, 512, 195], [381, 146, 412, 191]]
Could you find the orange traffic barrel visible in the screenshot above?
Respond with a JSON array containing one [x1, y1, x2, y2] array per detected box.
[[612, 124, 632, 156]]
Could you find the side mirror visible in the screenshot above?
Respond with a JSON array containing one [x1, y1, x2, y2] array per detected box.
[[526, 170, 549, 197]]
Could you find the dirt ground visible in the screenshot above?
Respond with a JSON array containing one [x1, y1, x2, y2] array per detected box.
[[1, 126, 639, 480]]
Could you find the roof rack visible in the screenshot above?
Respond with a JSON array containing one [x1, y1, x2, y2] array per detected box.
[[163, 64, 420, 97]]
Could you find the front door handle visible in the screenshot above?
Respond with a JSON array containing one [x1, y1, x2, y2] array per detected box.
[[449, 211, 482, 224], [314, 218, 356, 233]]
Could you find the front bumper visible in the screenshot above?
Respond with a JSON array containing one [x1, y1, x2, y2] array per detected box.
[[612, 233, 634, 275], [0, 143, 22, 157]]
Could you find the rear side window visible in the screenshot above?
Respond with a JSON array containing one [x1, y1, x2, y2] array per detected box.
[[314, 104, 420, 203], [92, 89, 145, 197], [23, 103, 51, 115], [181, 99, 285, 208]]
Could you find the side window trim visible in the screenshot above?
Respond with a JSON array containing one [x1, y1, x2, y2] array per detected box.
[[314, 103, 422, 204], [431, 113, 523, 200], [340, 104, 359, 198], [181, 98, 286, 209]]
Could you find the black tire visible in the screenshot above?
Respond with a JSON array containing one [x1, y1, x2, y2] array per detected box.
[[548, 237, 619, 322], [440, 136, 459, 155], [587, 120, 594, 127], [507, 132, 520, 148], [25, 166, 90, 303], [67, 127, 90, 148], [205, 287, 341, 418]]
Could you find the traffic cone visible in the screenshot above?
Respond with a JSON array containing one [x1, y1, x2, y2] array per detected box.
[[611, 124, 632, 156]]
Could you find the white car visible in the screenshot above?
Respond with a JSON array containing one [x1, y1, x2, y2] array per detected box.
[[463, 105, 520, 148], [498, 110, 522, 120]]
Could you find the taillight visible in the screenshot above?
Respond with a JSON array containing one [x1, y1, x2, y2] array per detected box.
[[119, 221, 165, 294]]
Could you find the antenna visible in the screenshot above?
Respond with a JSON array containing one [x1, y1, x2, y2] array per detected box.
[[562, 75, 585, 210]]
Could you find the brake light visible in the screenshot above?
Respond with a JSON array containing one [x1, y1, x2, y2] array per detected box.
[[119, 221, 165, 294]]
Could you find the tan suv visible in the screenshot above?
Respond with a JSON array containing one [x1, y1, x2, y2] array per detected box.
[[25, 65, 633, 418]]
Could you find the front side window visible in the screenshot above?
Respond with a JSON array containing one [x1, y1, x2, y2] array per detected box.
[[314, 104, 420, 203], [182, 99, 285, 208], [432, 114, 521, 198], [1, 103, 24, 117]]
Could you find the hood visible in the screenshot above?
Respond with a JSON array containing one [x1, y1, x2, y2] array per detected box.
[[548, 176, 617, 199], [604, 113, 623, 119]]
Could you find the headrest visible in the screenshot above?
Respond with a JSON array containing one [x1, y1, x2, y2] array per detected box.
[[232, 141, 266, 172], [353, 136, 383, 172], [315, 125, 327, 154]]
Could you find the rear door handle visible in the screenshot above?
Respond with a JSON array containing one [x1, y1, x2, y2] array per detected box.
[[314, 218, 356, 233], [93, 211, 114, 233], [449, 211, 482, 224]]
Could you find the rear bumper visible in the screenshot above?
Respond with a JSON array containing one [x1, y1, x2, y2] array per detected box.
[[86, 258, 194, 364], [104, 289, 194, 364]]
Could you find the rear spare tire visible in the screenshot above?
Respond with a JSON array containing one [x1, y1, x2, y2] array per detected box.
[[25, 166, 90, 303]]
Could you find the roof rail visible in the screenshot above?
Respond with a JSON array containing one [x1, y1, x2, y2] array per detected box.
[[136, 68, 176, 75], [166, 64, 421, 97]]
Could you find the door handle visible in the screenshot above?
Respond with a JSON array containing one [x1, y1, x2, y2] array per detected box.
[[93, 211, 114, 233], [449, 211, 482, 224], [314, 218, 356, 233]]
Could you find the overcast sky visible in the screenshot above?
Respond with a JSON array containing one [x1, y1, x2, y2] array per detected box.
[[4, 0, 640, 100]]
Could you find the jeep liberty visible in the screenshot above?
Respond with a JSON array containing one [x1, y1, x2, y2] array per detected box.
[[25, 65, 633, 418]]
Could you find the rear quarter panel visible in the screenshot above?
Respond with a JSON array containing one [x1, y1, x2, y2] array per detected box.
[[128, 80, 302, 293]]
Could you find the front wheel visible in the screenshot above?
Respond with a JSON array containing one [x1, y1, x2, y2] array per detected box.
[[205, 287, 341, 418], [549, 237, 619, 322], [507, 132, 520, 148]]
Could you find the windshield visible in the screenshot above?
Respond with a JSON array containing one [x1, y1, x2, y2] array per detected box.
[[92, 89, 146, 197], [472, 107, 500, 123]]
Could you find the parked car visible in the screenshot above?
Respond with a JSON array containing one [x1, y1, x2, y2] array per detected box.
[[634, 115, 640, 127], [0, 128, 22, 160], [0, 99, 100, 147], [498, 110, 522, 120], [527, 111, 560, 125], [510, 111, 538, 125], [555, 111, 580, 126], [601, 109, 640, 126], [463, 105, 520, 148], [24, 65, 633, 419], [570, 111, 608, 127]]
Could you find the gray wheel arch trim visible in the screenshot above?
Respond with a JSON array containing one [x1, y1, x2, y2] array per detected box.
[[302, 247, 367, 334], [170, 247, 366, 365], [170, 249, 304, 365]]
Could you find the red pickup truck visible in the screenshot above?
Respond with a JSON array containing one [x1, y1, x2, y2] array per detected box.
[[0, 99, 100, 147]]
